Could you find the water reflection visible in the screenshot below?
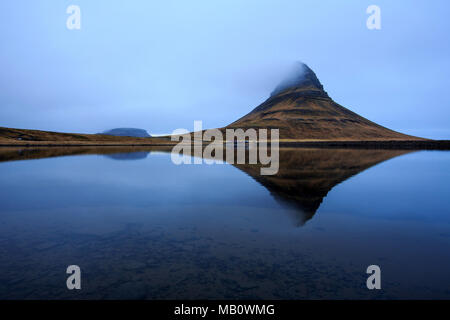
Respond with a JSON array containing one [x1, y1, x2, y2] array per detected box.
[[0, 146, 171, 162], [0, 146, 448, 299], [234, 148, 412, 225], [0, 146, 412, 226], [103, 152, 150, 161]]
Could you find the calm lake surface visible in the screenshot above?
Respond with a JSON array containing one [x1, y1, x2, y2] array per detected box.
[[0, 147, 449, 299]]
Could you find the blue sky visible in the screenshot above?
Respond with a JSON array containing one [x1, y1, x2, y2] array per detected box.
[[0, 0, 449, 138]]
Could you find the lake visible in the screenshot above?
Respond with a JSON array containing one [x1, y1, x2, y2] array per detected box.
[[0, 147, 449, 299]]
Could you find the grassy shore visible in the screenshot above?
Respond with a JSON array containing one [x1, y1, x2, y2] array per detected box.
[[1, 126, 449, 149], [0, 126, 175, 146]]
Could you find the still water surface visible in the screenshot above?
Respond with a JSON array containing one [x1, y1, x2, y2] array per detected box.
[[0, 147, 449, 299]]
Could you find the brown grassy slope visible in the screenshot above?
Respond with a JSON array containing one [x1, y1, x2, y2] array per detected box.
[[227, 62, 425, 141], [227, 85, 424, 141], [0, 127, 174, 146]]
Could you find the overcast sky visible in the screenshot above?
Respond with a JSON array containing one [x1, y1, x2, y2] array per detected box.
[[0, 0, 449, 138]]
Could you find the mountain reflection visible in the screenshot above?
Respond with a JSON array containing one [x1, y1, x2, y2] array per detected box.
[[232, 148, 412, 225], [103, 152, 150, 160], [0, 146, 412, 225]]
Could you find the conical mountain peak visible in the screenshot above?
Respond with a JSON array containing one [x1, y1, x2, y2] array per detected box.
[[270, 62, 326, 97], [228, 61, 421, 141]]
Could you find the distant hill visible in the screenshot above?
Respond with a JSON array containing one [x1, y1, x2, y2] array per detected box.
[[100, 128, 151, 138], [227, 62, 424, 141]]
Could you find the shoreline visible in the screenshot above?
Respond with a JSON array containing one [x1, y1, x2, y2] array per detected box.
[[1, 140, 449, 150]]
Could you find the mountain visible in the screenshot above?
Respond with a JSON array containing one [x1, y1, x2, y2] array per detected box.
[[227, 62, 423, 141], [100, 128, 151, 138]]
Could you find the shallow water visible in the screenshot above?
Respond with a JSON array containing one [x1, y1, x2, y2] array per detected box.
[[0, 147, 449, 299]]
